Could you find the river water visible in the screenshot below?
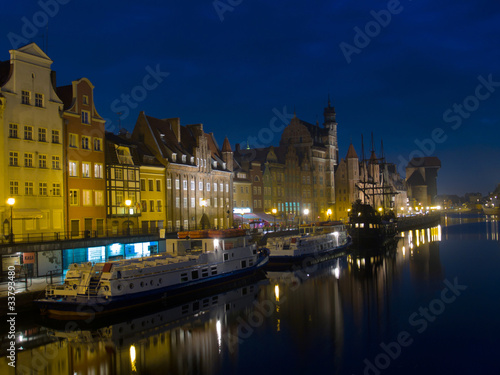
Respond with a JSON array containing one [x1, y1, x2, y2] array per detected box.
[[2, 213, 499, 375]]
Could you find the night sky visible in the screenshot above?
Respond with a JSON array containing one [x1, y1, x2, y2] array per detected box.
[[1, 0, 499, 196]]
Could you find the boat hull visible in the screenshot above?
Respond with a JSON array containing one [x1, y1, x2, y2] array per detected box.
[[36, 254, 268, 320], [267, 238, 351, 269]]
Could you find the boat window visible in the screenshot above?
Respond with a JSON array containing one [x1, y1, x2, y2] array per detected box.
[[223, 253, 229, 261], [211, 266, 218, 275], [181, 273, 188, 282], [202, 268, 209, 277], [360, 223, 364, 228], [181, 304, 189, 314], [249, 260, 254, 267], [253, 249, 257, 255], [241, 260, 247, 268], [129, 283, 134, 289], [192, 270, 199, 280]]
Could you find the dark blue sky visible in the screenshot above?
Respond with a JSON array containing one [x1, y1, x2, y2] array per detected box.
[[2, 0, 499, 196]]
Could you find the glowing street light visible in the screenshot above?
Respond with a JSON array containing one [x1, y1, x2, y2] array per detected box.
[[303, 208, 309, 225], [326, 208, 332, 221], [272, 208, 277, 232], [7, 198, 15, 243], [125, 199, 132, 234]]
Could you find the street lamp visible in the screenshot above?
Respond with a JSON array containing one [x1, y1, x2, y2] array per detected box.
[[200, 199, 207, 229], [303, 208, 309, 225], [125, 199, 132, 234], [326, 208, 332, 221], [272, 208, 277, 232], [7, 198, 15, 243]]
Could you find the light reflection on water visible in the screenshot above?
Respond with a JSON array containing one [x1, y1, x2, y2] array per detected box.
[[3, 216, 500, 374]]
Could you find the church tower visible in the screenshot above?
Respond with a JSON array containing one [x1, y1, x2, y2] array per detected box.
[[323, 95, 339, 165]]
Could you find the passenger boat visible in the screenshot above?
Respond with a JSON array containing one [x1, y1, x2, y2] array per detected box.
[[265, 221, 351, 268], [35, 230, 269, 319], [482, 198, 500, 215]]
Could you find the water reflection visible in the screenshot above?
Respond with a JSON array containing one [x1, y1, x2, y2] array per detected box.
[[2, 225, 448, 375]]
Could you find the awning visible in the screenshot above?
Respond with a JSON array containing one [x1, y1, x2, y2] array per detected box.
[[253, 212, 275, 222], [11, 209, 43, 219]]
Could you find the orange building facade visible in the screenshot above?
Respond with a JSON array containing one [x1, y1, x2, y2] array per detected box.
[[57, 78, 106, 236]]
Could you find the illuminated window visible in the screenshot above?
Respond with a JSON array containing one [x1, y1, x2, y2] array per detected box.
[[10, 181, 19, 195], [52, 183, 61, 196], [69, 161, 78, 177], [25, 182, 34, 195], [82, 162, 91, 178], [69, 134, 78, 148], [94, 163, 103, 178], [70, 190, 79, 205], [93, 138, 102, 151], [52, 130, 60, 143]]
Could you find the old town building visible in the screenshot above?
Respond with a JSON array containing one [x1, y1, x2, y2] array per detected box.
[[0, 43, 65, 241], [131, 112, 233, 231], [57, 78, 106, 236]]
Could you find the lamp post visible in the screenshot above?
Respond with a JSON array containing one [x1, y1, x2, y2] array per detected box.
[[200, 199, 207, 229], [272, 208, 277, 232], [303, 208, 309, 225], [326, 208, 332, 222], [125, 199, 132, 235], [7, 198, 15, 243]]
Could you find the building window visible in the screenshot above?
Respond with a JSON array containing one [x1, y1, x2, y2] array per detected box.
[[35, 93, 43, 107], [21, 90, 30, 105], [69, 134, 78, 148], [9, 152, 18, 166], [115, 191, 123, 206], [52, 156, 61, 170], [52, 183, 61, 196], [150, 200, 155, 212], [82, 136, 90, 150], [115, 168, 123, 180], [183, 197, 188, 208], [95, 191, 104, 206], [83, 95, 89, 105], [69, 161, 78, 177], [52, 130, 60, 144], [140, 179, 146, 191], [220, 183, 223, 192], [25, 182, 34, 195], [175, 197, 180, 208], [10, 181, 19, 195], [226, 184, 229, 192], [156, 179, 161, 191], [24, 126, 33, 140], [70, 190, 79, 205], [183, 180, 187, 190], [191, 180, 195, 191], [82, 162, 91, 178], [83, 190, 92, 206], [206, 183, 210, 192], [94, 138, 102, 151], [94, 163, 103, 178], [24, 153, 33, 167], [38, 128, 47, 142], [157, 200, 162, 212], [214, 199, 218, 208], [38, 154, 47, 168], [149, 179, 154, 191], [141, 200, 147, 212], [39, 182, 48, 196], [199, 181, 203, 191], [191, 197, 195, 208], [167, 179, 171, 189], [9, 124, 18, 138], [175, 179, 180, 190], [214, 183, 217, 192], [81, 110, 90, 124]]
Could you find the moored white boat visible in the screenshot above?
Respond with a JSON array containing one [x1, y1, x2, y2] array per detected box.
[[265, 222, 351, 268], [36, 230, 269, 319]]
